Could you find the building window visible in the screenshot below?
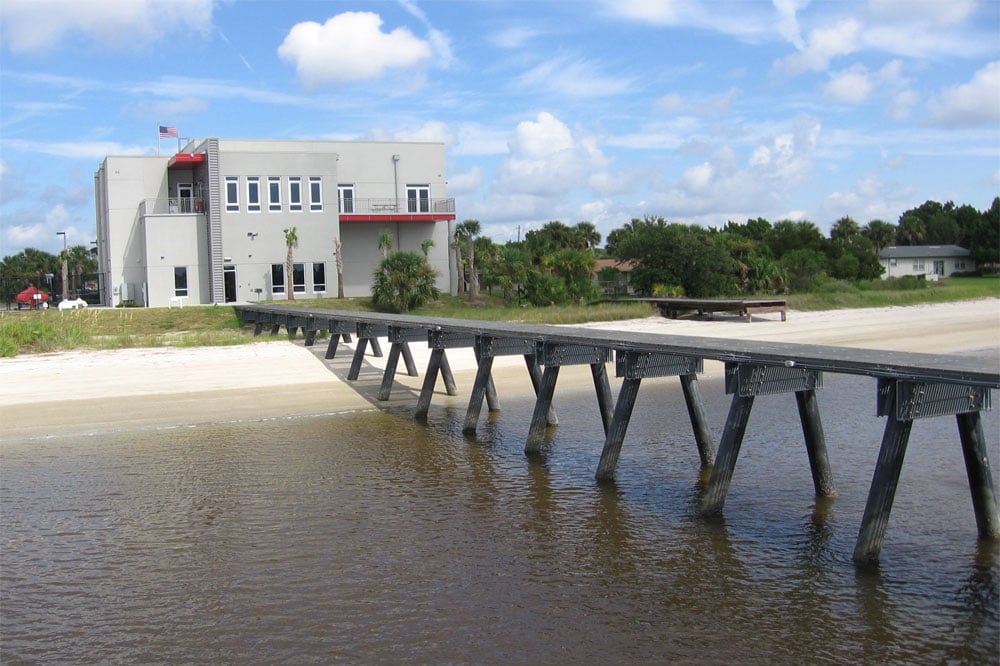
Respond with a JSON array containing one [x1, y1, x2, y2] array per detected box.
[[407, 184, 429, 213], [313, 263, 326, 293], [912, 259, 925, 271], [338, 184, 354, 213], [890, 258, 897, 266], [174, 266, 188, 297], [293, 263, 305, 293], [309, 177, 323, 211], [271, 264, 285, 294], [268, 177, 281, 211], [955, 260, 966, 270], [289, 177, 302, 212], [247, 177, 261, 212], [225, 176, 239, 212]]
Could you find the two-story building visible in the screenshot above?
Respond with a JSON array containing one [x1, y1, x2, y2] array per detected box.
[[94, 138, 456, 307]]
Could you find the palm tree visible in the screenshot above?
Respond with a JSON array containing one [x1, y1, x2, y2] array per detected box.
[[378, 229, 393, 259], [830, 216, 860, 244], [455, 219, 481, 301], [861, 219, 896, 255], [450, 235, 466, 294], [283, 227, 299, 301], [334, 236, 345, 298], [421, 239, 434, 257], [574, 221, 601, 250], [66, 245, 93, 295]]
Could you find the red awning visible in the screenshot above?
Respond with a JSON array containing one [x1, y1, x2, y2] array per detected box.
[[168, 153, 207, 169]]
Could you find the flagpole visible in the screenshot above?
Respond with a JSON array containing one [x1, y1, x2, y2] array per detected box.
[[156, 121, 161, 156]]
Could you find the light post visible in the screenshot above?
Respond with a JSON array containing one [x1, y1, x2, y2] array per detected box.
[[56, 231, 68, 302]]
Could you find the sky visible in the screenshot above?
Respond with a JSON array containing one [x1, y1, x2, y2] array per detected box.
[[1, 0, 998, 258]]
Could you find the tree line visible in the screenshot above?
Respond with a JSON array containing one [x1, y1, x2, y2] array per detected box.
[[0, 245, 98, 305], [452, 197, 999, 303]]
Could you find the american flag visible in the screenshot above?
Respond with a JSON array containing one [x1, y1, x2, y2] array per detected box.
[[159, 125, 178, 138]]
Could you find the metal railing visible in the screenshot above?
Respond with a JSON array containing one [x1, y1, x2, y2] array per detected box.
[[340, 197, 455, 215], [140, 197, 207, 215]]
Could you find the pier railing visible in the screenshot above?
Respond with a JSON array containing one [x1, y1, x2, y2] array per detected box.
[[233, 304, 999, 566]]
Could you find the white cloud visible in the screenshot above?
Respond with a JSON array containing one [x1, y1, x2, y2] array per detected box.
[[774, 18, 862, 77], [4, 140, 150, 159], [446, 167, 483, 195], [278, 12, 434, 88], [0, 0, 212, 53], [492, 112, 611, 203], [926, 61, 1000, 127], [823, 65, 874, 103], [515, 55, 633, 98], [773, 0, 807, 49], [490, 26, 540, 49]]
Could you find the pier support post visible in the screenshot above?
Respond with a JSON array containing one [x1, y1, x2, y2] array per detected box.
[[525, 343, 612, 454], [347, 338, 369, 381], [796, 389, 836, 498], [680, 373, 715, 468], [525, 354, 558, 426], [525, 365, 560, 453], [596, 377, 642, 482], [595, 351, 703, 482], [377, 343, 404, 401], [702, 362, 823, 516], [958, 410, 1000, 539], [854, 379, 994, 564], [592, 363, 614, 437], [253, 322, 263, 336], [415, 348, 445, 419], [701, 393, 755, 515], [853, 397, 912, 564], [464, 354, 496, 434]]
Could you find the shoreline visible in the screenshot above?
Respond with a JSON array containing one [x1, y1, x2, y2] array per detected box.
[[2, 299, 997, 440]]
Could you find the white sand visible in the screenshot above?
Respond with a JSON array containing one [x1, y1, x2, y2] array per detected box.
[[1, 299, 997, 438]]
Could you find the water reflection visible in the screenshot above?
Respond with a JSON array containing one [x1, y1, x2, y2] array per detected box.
[[1, 375, 997, 663]]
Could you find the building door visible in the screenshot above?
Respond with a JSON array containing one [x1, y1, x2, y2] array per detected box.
[[406, 185, 429, 212], [224, 265, 237, 303], [177, 183, 193, 213], [933, 260, 945, 276]]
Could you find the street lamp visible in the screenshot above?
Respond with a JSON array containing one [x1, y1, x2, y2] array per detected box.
[[56, 231, 68, 302]]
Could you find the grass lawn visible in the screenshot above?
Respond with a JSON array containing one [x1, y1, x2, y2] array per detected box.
[[2, 276, 997, 357]]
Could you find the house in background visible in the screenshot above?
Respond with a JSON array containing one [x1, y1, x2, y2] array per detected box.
[[594, 258, 638, 296], [94, 138, 456, 307], [878, 245, 974, 280]]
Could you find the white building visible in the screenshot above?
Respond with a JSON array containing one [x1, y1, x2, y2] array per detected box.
[[94, 138, 456, 307], [878, 245, 974, 280]]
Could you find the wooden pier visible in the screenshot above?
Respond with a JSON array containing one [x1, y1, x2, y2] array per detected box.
[[233, 304, 998, 565], [618, 297, 787, 322]]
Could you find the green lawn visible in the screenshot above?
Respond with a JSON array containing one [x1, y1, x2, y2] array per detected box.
[[2, 276, 997, 357]]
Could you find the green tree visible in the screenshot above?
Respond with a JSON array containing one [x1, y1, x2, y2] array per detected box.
[[65, 245, 96, 295], [541, 247, 599, 304], [780, 248, 827, 292], [371, 250, 440, 313], [830, 216, 861, 244], [574, 221, 601, 250], [454, 219, 481, 301], [967, 197, 1000, 267], [613, 219, 737, 297], [283, 227, 299, 301], [378, 229, 394, 259], [861, 219, 896, 254], [491, 244, 531, 305], [765, 219, 825, 258]]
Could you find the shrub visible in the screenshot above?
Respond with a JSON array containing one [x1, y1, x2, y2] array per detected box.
[[371, 251, 440, 313]]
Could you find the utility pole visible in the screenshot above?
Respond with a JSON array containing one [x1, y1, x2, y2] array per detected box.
[[57, 231, 68, 302]]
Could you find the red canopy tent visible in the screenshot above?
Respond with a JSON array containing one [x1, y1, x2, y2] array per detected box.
[[16, 285, 51, 309]]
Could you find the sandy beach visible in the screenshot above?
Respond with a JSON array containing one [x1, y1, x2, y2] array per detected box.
[[2, 299, 997, 439]]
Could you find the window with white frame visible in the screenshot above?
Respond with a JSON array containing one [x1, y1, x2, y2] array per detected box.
[[225, 176, 239, 212], [309, 177, 323, 211], [313, 263, 326, 293], [289, 177, 302, 212], [174, 266, 188, 297], [271, 264, 285, 294], [912, 259, 925, 271], [406, 184, 429, 212], [338, 184, 354, 213], [293, 263, 305, 293], [955, 260, 967, 270], [247, 177, 261, 212], [268, 177, 281, 211]]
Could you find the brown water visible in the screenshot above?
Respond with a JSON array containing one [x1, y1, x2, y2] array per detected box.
[[2, 374, 998, 664]]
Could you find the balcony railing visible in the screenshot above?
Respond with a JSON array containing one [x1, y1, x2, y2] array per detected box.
[[340, 197, 455, 215], [140, 197, 206, 216]]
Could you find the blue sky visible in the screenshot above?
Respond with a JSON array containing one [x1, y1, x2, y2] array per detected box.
[[1, 0, 998, 258]]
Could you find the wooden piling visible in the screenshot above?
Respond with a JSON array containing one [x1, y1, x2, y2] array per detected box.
[[701, 393, 755, 515], [795, 389, 836, 498], [525, 365, 560, 453], [595, 377, 642, 482], [957, 410, 1000, 539], [679, 373, 715, 468]]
